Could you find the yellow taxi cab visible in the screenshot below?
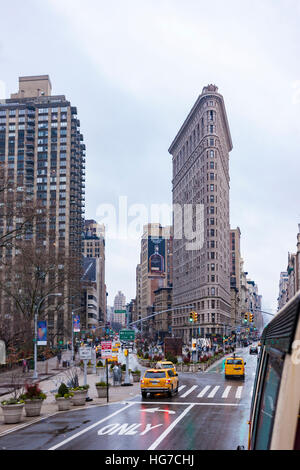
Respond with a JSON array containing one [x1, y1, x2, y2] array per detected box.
[[224, 355, 246, 379], [258, 341, 262, 347], [155, 361, 176, 375], [141, 368, 179, 398], [112, 346, 119, 352]]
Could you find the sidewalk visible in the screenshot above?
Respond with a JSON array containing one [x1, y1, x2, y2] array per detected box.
[[0, 353, 141, 436]]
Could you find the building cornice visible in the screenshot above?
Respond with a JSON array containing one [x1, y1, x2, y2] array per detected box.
[[168, 87, 233, 155]]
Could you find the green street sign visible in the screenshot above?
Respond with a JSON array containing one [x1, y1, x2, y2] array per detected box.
[[114, 310, 126, 314], [119, 329, 135, 341]]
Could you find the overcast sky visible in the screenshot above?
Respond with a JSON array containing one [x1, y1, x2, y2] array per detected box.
[[1, 0, 300, 313]]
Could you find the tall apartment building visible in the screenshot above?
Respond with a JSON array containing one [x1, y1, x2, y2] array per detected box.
[[168, 84, 232, 342], [82, 219, 106, 322], [278, 224, 300, 309], [113, 291, 126, 326], [81, 257, 101, 330], [136, 223, 173, 333], [0, 75, 85, 345], [230, 227, 241, 328], [277, 272, 289, 311]]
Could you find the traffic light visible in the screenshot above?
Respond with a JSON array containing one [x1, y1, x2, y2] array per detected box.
[[244, 312, 249, 322], [189, 312, 193, 322], [193, 312, 198, 322], [249, 313, 254, 323], [124, 349, 128, 357]]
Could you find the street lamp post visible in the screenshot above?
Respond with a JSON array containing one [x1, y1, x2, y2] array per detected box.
[[33, 293, 62, 379], [71, 306, 82, 367]]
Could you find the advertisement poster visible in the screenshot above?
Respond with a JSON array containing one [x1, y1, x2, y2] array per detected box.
[[37, 321, 47, 346], [148, 236, 165, 275], [73, 315, 81, 332]]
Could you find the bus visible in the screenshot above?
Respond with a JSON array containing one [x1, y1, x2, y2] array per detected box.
[[246, 292, 300, 450]]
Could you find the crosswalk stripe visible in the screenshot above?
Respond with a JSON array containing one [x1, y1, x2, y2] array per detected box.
[[197, 385, 211, 397], [178, 385, 186, 392], [221, 386, 232, 398], [235, 386, 243, 399], [207, 386, 220, 398], [180, 385, 198, 398]]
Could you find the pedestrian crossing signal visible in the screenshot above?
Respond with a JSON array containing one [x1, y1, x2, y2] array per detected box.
[[124, 349, 128, 357]]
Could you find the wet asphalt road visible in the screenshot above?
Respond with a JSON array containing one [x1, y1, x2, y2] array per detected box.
[[0, 347, 258, 450]]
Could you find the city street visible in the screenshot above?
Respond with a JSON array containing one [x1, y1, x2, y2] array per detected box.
[[0, 347, 258, 450]]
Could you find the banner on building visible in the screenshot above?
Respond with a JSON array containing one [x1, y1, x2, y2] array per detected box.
[[73, 315, 81, 332], [148, 236, 165, 275], [37, 321, 47, 346]]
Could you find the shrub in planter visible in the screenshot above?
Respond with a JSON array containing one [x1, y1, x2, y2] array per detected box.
[[97, 360, 104, 367], [183, 356, 190, 364], [20, 383, 47, 417], [131, 368, 141, 382], [69, 385, 89, 406], [95, 381, 109, 398], [55, 383, 73, 411], [165, 353, 177, 364], [1, 398, 25, 424], [144, 352, 149, 359]]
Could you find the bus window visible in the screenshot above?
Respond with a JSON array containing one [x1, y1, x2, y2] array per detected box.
[[254, 353, 284, 449]]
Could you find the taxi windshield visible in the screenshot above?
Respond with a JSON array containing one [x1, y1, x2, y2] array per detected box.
[[162, 364, 173, 368], [145, 371, 166, 378], [226, 359, 243, 365]]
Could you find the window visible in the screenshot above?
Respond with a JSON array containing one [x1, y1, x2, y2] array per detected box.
[[210, 138, 214, 146], [253, 354, 284, 449], [210, 184, 214, 191]]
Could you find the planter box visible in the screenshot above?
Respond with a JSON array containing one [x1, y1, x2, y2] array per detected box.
[[71, 390, 87, 406], [1, 404, 24, 424], [132, 374, 141, 383], [87, 367, 94, 375], [96, 367, 105, 376], [96, 386, 107, 398], [24, 399, 44, 417], [56, 397, 72, 411]]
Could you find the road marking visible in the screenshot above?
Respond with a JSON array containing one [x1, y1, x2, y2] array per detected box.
[[178, 385, 186, 392], [127, 401, 242, 407], [142, 407, 176, 414], [235, 386, 243, 399], [48, 402, 135, 450], [221, 386, 232, 398], [197, 385, 211, 398], [180, 385, 198, 398], [148, 404, 195, 450], [207, 386, 220, 398]]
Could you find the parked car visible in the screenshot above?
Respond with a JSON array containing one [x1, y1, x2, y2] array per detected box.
[[249, 346, 258, 355]]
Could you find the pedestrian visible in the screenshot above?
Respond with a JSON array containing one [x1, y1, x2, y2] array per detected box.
[[22, 358, 28, 374], [57, 350, 62, 368]]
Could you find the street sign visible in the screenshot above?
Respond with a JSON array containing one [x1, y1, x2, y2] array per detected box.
[[119, 329, 135, 341], [79, 347, 92, 360], [101, 340, 112, 358], [114, 310, 126, 314]]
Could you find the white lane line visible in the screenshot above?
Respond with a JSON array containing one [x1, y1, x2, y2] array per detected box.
[[221, 386, 232, 398], [207, 386, 220, 398], [180, 385, 198, 398], [235, 386, 243, 399], [197, 385, 211, 398], [178, 385, 186, 392], [148, 404, 195, 451], [48, 402, 135, 450]]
